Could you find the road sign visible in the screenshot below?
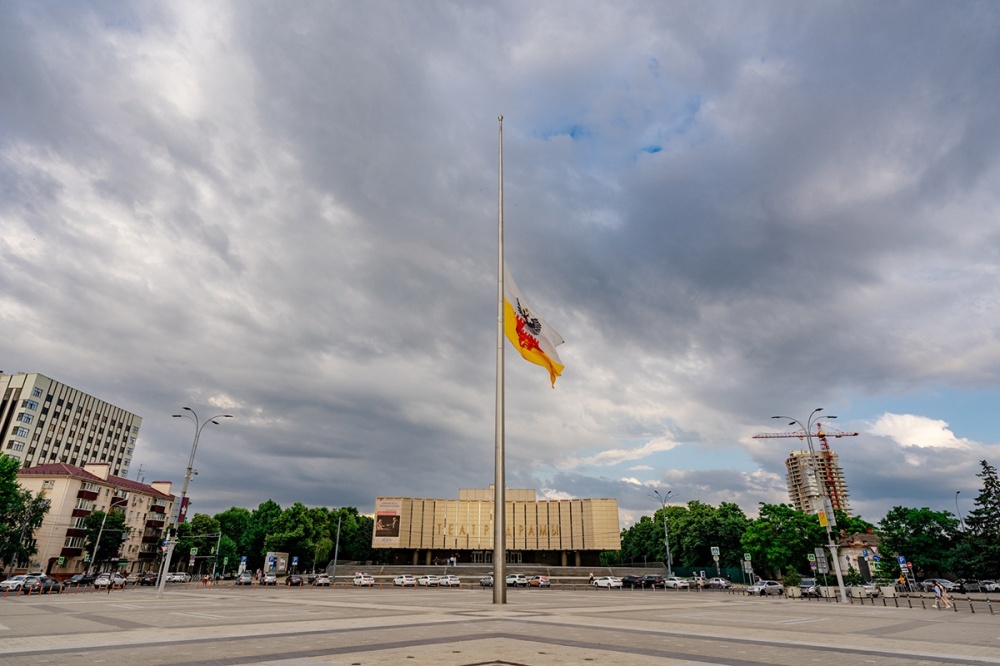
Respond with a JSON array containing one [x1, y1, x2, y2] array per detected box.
[[241, 555, 247, 563], [906, 562, 913, 569], [743, 553, 751, 561], [713, 554, 720, 563], [861, 549, 869, 557], [872, 555, 880, 562], [807, 553, 816, 562], [711, 547, 720, 556], [897, 555, 906, 565], [810, 561, 817, 569], [292, 556, 299, 566], [190, 547, 198, 556], [814, 547, 829, 574], [223, 557, 229, 565]]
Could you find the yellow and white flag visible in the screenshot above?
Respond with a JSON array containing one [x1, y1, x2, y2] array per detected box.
[[503, 264, 565, 387]]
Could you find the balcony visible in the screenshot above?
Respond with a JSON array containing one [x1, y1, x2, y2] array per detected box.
[[64, 528, 87, 538], [71, 508, 92, 518], [150, 504, 166, 514], [77, 489, 99, 501], [145, 517, 165, 529], [142, 535, 160, 544], [61, 547, 83, 557]]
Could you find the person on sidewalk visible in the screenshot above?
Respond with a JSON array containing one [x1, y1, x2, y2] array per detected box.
[[932, 582, 952, 609]]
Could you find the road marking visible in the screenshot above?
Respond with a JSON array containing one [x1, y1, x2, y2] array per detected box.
[[0, 623, 9, 631], [775, 617, 822, 624], [171, 612, 225, 619]]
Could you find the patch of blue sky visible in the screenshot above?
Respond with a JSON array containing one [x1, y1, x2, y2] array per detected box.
[[539, 124, 589, 141], [841, 387, 1000, 445]]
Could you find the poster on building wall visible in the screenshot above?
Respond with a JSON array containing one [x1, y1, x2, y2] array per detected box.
[[373, 497, 402, 547]]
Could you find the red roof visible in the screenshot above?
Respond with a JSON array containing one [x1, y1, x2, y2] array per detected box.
[[19, 462, 175, 500]]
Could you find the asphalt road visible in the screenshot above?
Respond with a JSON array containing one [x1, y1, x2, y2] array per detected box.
[[1, 584, 998, 665]]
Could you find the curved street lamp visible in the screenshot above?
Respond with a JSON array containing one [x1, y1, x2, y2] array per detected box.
[[172, 407, 232, 525], [771, 408, 848, 603], [650, 489, 674, 578]]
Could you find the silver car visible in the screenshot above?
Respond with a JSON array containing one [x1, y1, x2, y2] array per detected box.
[[748, 580, 785, 596]]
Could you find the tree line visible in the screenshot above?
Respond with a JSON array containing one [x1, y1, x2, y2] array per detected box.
[[605, 460, 1000, 582]]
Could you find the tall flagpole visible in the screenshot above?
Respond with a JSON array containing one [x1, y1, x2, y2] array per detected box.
[[493, 115, 506, 604]]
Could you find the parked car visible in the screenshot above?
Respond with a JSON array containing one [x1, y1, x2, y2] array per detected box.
[[235, 573, 254, 586], [313, 574, 332, 587], [861, 583, 881, 597], [479, 575, 494, 588], [20, 577, 63, 595], [0, 575, 28, 591], [393, 575, 416, 587], [528, 575, 550, 588], [799, 578, 820, 597], [748, 580, 784, 596], [62, 573, 96, 588], [125, 573, 140, 584], [708, 577, 732, 589], [506, 574, 529, 587], [955, 579, 983, 593], [139, 572, 158, 586], [167, 572, 191, 583], [93, 573, 127, 589], [593, 576, 622, 589], [285, 574, 304, 587], [688, 576, 707, 588], [353, 573, 375, 587], [262, 573, 277, 586], [640, 575, 666, 589], [417, 575, 440, 587], [919, 578, 955, 592], [980, 580, 999, 592], [663, 576, 690, 589], [621, 575, 643, 589], [439, 575, 462, 588]]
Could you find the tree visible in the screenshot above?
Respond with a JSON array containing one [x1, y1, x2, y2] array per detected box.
[[962, 460, 1000, 576], [244, 500, 283, 570], [83, 509, 131, 571], [741, 504, 826, 578], [264, 502, 317, 569], [0, 455, 50, 573], [619, 515, 662, 565], [878, 506, 958, 578]]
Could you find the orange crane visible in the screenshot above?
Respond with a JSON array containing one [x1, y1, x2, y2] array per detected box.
[[753, 424, 858, 512]]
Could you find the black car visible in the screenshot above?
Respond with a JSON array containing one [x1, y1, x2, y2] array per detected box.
[[21, 577, 62, 595], [285, 575, 304, 586], [140, 572, 159, 586], [621, 575, 643, 589], [62, 573, 96, 588], [640, 575, 666, 589]]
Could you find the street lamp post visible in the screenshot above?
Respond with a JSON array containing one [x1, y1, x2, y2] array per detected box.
[[650, 489, 674, 578], [955, 491, 966, 531], [771, 408, 848, 603], [172, 407, 233, 525]]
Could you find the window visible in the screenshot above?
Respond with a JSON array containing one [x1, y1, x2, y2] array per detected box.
[[63, 536, 86, 549], [75, 498, 94, 511], [32, 387, 42, 398], [42, 480, 55, 489], [22, 399, 38, 410], [14, 427, 29, 438], [18, 413, 33, 424], [7, 441, 24, 452]]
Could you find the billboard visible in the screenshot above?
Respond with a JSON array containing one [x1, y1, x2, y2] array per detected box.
[[373, 497, 402, 547]]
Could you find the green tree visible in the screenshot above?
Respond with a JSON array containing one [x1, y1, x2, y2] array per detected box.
[[264, 502, 317, 569], [215, 506, 252, 557], [244, 500, 283, 570], [83, 510, 131, 571], [878, 506, 958, 578], [619, 515, 662, 565], [0, 455, 49, 573], [962, 460, 1000, 576], [741, 503, 826, 578], [670, 501, 749, 568]]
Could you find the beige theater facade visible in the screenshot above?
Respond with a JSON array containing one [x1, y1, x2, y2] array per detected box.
[[373, 487, 620, 567]]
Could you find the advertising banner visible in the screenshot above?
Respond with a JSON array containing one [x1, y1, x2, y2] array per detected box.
[[373, 497, 402, 547]]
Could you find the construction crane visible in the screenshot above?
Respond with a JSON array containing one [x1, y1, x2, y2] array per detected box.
[[753, 423, 858, 512]]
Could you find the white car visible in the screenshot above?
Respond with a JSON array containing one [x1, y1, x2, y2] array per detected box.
[[417, 575, 440, 587], [708, 577, 731, 589], [0, 575, 28, 591], [352, 573, 375, 587], [438, 575, 461, 588], [393, 575, 416, 587], [748, 580, 785, 596], [93, 573, 127, 588], [981, 580, 999, 592], [505, 574, 529, 587], [168, 572, 191, 583], [664, 576, 690, 589], [593, 576, 622, 588]]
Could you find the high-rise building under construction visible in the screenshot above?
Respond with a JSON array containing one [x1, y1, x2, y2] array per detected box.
[[785, 449, 851, 517]]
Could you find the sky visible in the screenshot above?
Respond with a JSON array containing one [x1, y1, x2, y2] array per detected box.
[[3, 1, 999, 530]]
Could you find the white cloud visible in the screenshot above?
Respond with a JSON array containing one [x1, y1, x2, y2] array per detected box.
[[868, 413, 972, 449]]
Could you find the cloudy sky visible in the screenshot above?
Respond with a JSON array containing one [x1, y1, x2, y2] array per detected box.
[[3, 1, 999, 529]]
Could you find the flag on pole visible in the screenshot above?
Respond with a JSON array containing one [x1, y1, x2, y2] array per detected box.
[[503, 263, 565, 386]]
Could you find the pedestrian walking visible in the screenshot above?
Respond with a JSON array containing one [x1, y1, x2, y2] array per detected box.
[[932, 582, 952, 609]]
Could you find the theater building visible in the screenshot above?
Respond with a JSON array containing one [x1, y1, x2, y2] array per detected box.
[[373, 487, 620, 567]]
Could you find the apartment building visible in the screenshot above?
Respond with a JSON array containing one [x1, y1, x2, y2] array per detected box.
[[0, 372, 141, 477], [16, 462, 174, 576], [785, 449, 852, 516]]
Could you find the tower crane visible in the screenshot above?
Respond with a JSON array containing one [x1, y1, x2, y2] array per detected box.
[[753, 423, 858, 512]]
